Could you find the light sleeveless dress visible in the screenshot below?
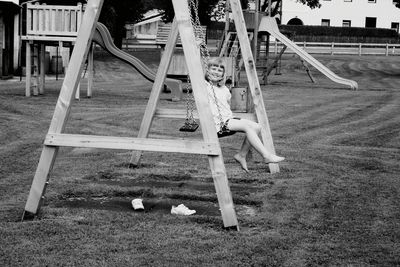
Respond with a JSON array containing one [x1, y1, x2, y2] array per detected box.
[[205, 81, 233, 132]]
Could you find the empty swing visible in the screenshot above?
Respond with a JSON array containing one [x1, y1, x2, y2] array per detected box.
[[180, 0, 207, 132]]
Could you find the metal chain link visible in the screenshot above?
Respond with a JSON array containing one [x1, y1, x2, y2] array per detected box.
[[189, 0, 209, 64], [209, 82, 228, 134]]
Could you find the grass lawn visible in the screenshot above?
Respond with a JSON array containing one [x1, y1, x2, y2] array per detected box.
[[1, 50, 399, 266]]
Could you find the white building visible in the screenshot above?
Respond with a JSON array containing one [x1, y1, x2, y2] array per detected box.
[[281, 0, 400, 32]]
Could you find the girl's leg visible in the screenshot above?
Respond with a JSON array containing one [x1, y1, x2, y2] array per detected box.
[[234, 137, 251, 172], [227, 119, 284, 164]]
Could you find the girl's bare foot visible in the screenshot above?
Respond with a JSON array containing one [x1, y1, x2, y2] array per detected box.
[[234, 154, 249, 173], [264, 155, 285, 164]]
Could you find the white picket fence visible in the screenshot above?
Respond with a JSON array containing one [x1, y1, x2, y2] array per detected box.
[[269, 41, 400, 56]]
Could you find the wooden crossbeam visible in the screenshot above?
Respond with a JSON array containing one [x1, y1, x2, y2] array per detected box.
[[44, 134, 220, 155], [154, 108, 256, 121]]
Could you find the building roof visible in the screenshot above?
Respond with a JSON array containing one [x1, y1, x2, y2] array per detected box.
[[0, 0, 19, 6]]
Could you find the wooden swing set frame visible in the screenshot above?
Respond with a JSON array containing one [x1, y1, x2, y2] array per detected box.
[[22, 0, 280, 230]]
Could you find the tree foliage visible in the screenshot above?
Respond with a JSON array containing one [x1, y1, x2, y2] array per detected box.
[[99, 0, 146, 48], [142, 0, 220, 25], [210, 0, 249, 21], [260, 0, 320, 17]]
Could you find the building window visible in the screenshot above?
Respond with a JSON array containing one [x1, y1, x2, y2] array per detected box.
[[344, 0, 352, 2], [368, 0, 376, 3], [365, 17, 377, 28], [391, 22, 399, 33], [321, 19, 330, 26], [343, 20, 351, 27]]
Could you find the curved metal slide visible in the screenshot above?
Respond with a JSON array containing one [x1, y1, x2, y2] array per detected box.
[[259, 17, 358, 90], [92, 22, 182, 100]]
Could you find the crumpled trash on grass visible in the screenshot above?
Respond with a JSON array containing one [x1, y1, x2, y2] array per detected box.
[[171, 204, 196, 215], [131, 198, 144, 210]]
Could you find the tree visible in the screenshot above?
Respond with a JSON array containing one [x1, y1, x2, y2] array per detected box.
[[210, 0, 249, 22], [143, 0, 221, 25], [260, 0, 320, 17], [99, 0, 146, 48]]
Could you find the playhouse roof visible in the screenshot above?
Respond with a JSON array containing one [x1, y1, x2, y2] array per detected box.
[[134, 10, 163, 27]]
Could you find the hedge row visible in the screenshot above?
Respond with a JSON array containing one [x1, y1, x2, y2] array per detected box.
[[207, 21, 400, 43], [280, 25, 399, 38], [279, 26, 400, 43]]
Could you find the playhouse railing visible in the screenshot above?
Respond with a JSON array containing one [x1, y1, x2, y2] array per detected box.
[[26, 3, 84, 37]]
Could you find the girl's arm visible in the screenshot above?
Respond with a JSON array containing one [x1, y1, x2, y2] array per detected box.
[[226, 86, 232, 106]]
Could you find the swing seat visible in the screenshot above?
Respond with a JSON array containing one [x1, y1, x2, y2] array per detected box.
[[217, 123, 236, 138], [179, 120, 199, 132], [217, 130, 236, 138]]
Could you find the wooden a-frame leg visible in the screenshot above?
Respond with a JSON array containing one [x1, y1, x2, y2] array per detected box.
[[25, 41, 32, 97], [229, 0, 279, 173], [32, 44, 39, 96], [208, 155, 239, 229], [172, 0, 238, 229], [23, 146, 59, 218], [87, 43, 94, 98], [129, 19, 179, 167], [23, 0, 104, 219], [39, 43, 45, 95]]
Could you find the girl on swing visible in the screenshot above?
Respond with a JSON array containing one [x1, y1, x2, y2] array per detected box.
[[205, 58, 285, 172]]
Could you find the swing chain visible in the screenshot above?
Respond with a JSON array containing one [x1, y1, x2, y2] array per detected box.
[[210, 82, 230, 135], [186, 76, 196, 123], [189, 0, 210, 66]]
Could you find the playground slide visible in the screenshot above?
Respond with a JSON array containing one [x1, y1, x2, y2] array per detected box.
[[258, 17, 358, 90], [92, 22, 182, 100]]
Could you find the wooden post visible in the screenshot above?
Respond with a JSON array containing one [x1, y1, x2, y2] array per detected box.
[[87, 43, 94, 98], [75, 69, 80, 100], [23, 0, 104, 218], [229, 0, 279, 173], [253, 0, 259, 64], [71, 46, 80, 100], [39, 43, 45, 94], [32, 44, 39, 96], [25, 41, 32, 97], [129, 19, 179, 166]]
